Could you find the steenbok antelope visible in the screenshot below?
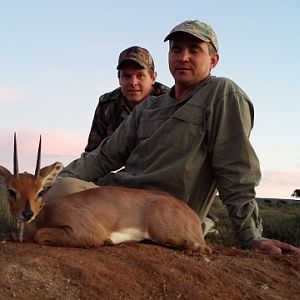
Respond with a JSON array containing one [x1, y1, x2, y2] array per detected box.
[[0, 134, 212, 255]]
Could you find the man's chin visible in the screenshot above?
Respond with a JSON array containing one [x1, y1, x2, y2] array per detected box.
[[125, 98, 144, 108], [175, 78, 192, 86], [127, 97, 143, 102]]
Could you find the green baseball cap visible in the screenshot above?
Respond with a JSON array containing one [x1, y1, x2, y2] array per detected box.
[[117, 46, 155, 70], [164, 20, 219, 52]]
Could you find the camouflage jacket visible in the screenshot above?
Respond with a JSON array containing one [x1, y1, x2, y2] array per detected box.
[[84, 82, 169, 152]]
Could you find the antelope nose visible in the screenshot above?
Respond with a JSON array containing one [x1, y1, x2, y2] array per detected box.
[[22, 209, 33, 221]]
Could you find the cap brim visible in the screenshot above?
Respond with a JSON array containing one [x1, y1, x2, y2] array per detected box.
[[117, 58, 147, 70], [164, 30, 210, 43]]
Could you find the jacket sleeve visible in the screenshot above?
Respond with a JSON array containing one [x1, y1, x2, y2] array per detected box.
[[84, 97, 110, 153], [61, 105, 140, 182], [209, 85, 263, 248]]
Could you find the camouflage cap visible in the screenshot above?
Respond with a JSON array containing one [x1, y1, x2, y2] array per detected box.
[[164, 20, 219, 52], [117, 46, 155, 70]]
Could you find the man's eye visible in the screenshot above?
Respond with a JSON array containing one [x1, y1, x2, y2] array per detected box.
[[191, 46, 202, 53], [7, 189, 16, 199], [190, 48, 199, 53], [171, 47, 181, 53]]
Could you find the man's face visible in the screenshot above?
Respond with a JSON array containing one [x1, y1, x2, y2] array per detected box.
[[119, 62, 156, 105], [168, 33, 218, 88]]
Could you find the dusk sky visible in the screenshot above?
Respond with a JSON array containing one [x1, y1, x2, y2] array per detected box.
[[1, 0, 299, 198]]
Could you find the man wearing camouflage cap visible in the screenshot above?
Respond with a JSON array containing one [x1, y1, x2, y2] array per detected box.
[[84, 46, 169, 153], [61, 20, 300, 255]]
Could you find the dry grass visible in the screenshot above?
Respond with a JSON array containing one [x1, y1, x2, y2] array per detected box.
[[207, 197, 300, 247]]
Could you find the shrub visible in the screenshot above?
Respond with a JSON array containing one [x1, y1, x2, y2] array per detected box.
[[0, 186, 13, 239]]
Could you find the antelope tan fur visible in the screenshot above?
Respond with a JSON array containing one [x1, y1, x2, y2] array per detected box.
[[0, 134, 212, 255]]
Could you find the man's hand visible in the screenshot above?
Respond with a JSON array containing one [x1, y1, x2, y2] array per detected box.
[[252, 239, 300, 255]]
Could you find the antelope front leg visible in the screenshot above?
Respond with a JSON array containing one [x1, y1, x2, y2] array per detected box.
[[34, 227, 109, 248], [12, 219, 24, 242]]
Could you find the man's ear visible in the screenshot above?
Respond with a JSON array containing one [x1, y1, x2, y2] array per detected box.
[[210, 53, 219, 70], [151, 71, 157, 84]]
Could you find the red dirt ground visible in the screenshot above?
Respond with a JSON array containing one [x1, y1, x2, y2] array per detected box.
[[0, 241, 299, 300]]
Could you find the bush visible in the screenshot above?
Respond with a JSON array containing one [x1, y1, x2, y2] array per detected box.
[[0, 186, 13, 239]]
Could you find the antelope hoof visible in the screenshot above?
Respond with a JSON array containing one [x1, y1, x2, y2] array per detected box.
[[199, 244, 212, 255]]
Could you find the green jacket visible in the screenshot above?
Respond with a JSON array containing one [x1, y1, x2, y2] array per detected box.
[[84, 82, 170, 152], [63, 76, 262, 248]]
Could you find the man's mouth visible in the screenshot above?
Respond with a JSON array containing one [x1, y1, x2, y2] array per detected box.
[[176, 67, 191, 71]]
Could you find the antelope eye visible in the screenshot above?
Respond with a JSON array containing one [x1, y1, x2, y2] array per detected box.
[[7, 189, 16, 199], [37, 189, 46, 198]]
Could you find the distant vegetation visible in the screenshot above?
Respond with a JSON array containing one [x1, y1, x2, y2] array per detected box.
[[207, 197, 300, 247], [0, 186, 299, 247]]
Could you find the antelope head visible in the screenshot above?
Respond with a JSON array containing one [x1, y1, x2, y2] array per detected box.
[[0, 133, 64, 224]]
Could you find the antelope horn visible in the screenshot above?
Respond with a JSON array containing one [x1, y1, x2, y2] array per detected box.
[[34, 135, 42, 178], [13, 132, 19, 177]]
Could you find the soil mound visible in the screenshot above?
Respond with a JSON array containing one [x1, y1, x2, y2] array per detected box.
[[0, 241, 299, 299]]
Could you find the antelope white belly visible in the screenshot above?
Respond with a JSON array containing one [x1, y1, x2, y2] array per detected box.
[[109, 228, 150, 244]]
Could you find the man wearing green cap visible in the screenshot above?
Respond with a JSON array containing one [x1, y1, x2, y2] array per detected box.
[[59, 20, 300, 254], [83, 46, 169, 154]]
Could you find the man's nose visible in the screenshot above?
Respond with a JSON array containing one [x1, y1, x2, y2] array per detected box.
[[130, 76, 139, 85], [179, 49, 190, 61]]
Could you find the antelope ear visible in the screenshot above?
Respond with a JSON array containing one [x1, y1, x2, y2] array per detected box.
[[39, 162, 64, 187], [0, 166, 12, 185]]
